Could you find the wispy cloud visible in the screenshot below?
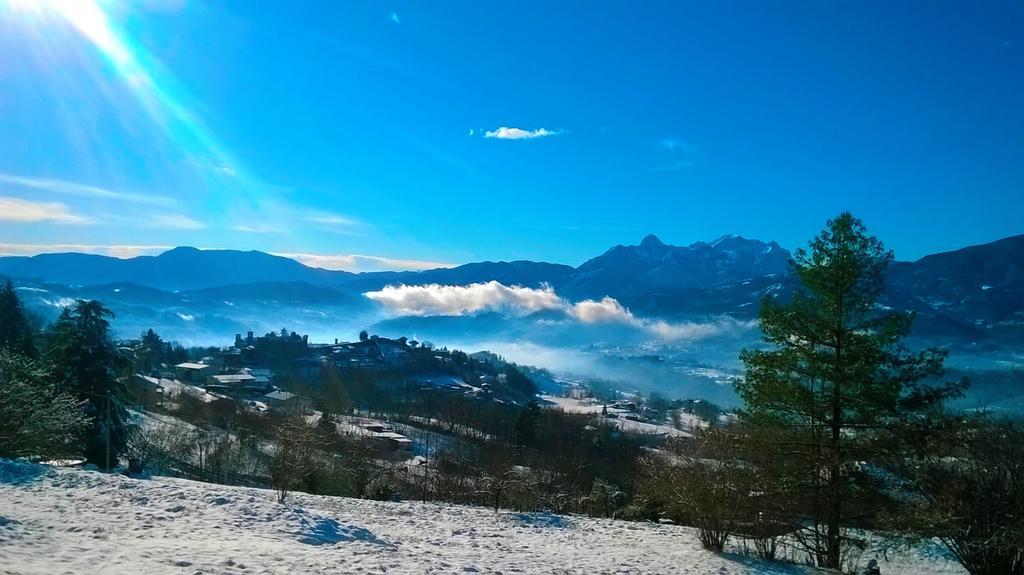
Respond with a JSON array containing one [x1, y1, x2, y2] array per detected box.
[[302, 211, 364, 235], [389, 11, 401, 24], [306, 213, 359, 227], [0, 173, 176, 207], [227, 207, 364, 236], [0, 243, 170, 258], [151, 213, 205, 230], [230, 224, 284, 234], [652, 137, 698, 172], [483, 127, 559, 140], [660, 137, 691, 152], [182, 159, 237, 178], [276, 252, 454, 273], [0, 197, 92, 224]]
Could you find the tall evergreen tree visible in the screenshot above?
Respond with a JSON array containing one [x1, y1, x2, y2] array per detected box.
[[0, 279, 37, 358], [135, 328, 167, 374], [513, 400, 542, 447], [737, 212, 963, 569], [0, 349, 89, 459], [46, 300, 131, 469]]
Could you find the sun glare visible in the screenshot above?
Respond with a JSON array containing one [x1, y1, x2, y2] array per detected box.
[[3, 0, 261, 209]]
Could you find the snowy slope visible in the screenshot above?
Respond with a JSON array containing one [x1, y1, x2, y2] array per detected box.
[[541, 395, 693, 438], [0, 460, 962, 574]]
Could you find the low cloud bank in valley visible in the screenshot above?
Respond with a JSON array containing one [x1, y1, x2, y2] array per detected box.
[[363, 282, 562, 316], [363, 281, 750, 341]]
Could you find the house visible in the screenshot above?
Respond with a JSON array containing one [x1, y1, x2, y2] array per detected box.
[[207, 372, 273, 394], [359, 421, 389, 433], [130, 374, 167, 407], [208, 372, 255, 387], [315, 336, 412, 369], [174, 362, 214, 383], [247, 368, 273, 380], [356, 421, 413, 450], [263, 390, 310, 412], [371, 431, 413, 450], [222, 347, 243, 368], [372, 336, 410, 365], [412, 375, 467, 391]]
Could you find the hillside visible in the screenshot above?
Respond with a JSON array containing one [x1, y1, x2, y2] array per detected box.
[[0, 460, 961, 575], [0, 247, 351, 291]]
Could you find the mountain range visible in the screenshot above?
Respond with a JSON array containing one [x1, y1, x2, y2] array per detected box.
[[1, 233, 1023, 352]]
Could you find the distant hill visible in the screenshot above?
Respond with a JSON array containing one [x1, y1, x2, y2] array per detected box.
[[346, 260, 576, 292], [0, 248, 573, 293], [0, 247, 349, 291], [883, 234, 1024, 346]]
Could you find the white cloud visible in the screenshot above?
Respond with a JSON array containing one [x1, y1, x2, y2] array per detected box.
[[151, 213, 205, 230], [484, 127, 559, 140], [364, 281, 563, 316], [564, 296, 725, 338], [653, 137, 698, 172], [307, 213, 358, 226], [567, 296, 635, 324], [390, 11, 400, 24], [660, 137, 690, 151], [0, 243, 170, 258], [277, 252, 455, 273], [231, 224, 284, 234], [0, 173, 176, 207], [302, 211, 363, 234], [0, 197, 92, 224], [362, 281, 743, 341]]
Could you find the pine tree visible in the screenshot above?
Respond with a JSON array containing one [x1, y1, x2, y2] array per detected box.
[[0, 280, 37, 358], [136, 328, 166, 373], [0, 349, 89, 459], [737, 212, 964, 569], [46, 300, 130, 469], [513, 400, 542, 447]]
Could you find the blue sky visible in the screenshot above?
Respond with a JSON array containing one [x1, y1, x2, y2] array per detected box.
[[0, 0, 1021, 270]]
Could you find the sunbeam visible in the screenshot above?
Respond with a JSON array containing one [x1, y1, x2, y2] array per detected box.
[[3, 0, 260, 208]]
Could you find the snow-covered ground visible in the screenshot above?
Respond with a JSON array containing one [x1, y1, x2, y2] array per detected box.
[[541, 395, 694, 437], [0, 459, 963, 574]]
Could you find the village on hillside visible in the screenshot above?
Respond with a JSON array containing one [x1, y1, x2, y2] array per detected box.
[[118, 327, 721, 487]]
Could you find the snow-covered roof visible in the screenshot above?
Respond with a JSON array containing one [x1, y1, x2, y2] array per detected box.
[[264, 390, 297, 401], [372, 432, 412, 443], [210, 373, 255, 383]]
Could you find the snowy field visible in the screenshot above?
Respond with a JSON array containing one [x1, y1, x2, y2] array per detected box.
[[541, 395, 699, 437], [0, 460, 962, 574]]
